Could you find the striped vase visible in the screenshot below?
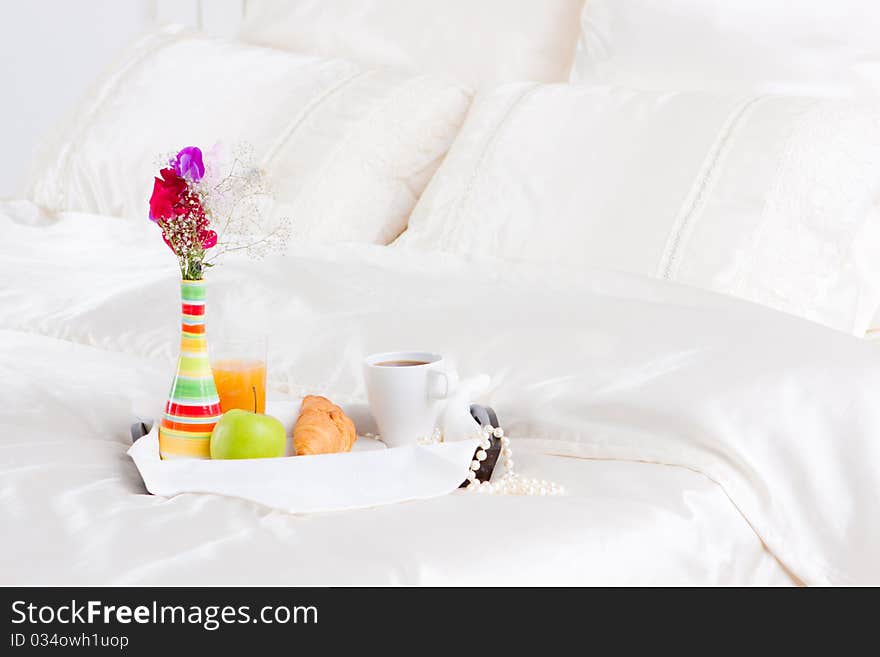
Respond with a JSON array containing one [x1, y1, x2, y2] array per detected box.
[[158, 279, 222, 459]]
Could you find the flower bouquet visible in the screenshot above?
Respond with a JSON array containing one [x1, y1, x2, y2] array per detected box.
[[149, 145, 286, 459]]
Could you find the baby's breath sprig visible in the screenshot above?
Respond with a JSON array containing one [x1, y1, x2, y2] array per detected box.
[[148, 143, 288, 280]]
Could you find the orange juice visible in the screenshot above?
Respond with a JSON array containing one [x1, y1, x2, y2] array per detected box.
[[212, 359, 267, 413]]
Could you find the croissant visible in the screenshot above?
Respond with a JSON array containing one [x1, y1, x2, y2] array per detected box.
[[293, 395, 357, 456]]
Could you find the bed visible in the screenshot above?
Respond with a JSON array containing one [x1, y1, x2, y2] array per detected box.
[[4, 0, 880, 586], [4, 204, 880, 585]]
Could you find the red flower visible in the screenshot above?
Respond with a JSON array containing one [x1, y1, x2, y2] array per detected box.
[[149, 168, 188, 221], [201, 230, 218, 249]]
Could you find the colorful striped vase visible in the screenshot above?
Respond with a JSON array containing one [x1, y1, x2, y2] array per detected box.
[[158, 279, 222, 459]]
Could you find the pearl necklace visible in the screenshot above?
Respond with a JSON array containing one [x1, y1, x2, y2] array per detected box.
[[463, 424, 564, 496]]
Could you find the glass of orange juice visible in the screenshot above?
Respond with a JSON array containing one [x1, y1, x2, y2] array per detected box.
[[211, 336, 267, 414]]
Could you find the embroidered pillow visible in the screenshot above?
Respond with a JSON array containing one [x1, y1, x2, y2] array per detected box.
[[27, 26, 471, 244], [397, 83, 880, 334]]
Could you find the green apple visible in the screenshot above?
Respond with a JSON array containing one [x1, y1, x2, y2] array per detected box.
[[210, 409, 286, 459]]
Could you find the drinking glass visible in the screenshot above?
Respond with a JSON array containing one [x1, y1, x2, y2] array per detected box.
[[211, 336, 268, 414]]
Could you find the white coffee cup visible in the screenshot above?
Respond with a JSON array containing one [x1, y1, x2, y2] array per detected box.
[[363, 351, 459, 448]]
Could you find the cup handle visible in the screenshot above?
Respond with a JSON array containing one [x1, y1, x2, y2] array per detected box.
[[427, 368, 459, 400]]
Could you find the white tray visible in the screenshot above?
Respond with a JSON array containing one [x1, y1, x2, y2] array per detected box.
[[128, 400, 479, 514]]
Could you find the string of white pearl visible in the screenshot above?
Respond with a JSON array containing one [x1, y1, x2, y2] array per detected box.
[[415, 428, 444, 445], [465, 425, 564, 496], [411, 426, 563, 496]]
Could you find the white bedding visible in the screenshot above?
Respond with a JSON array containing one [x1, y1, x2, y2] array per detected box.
[[4, 201, 880, 585], [0, 330, 787, 585]]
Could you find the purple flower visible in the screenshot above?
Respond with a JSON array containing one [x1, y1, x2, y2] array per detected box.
[[172, 146, 205, 182]]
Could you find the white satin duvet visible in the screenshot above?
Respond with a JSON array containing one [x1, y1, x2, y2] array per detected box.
[[4, 202, 879, 585]]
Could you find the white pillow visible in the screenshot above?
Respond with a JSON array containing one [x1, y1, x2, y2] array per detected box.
[[397, 83, 880, 334], [240, 0, 585, 89], [570, 0, 880, 97], [27, 26, 470, 244]]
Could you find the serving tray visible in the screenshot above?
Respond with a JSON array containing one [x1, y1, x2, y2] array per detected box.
[[128, 400, 501, 513]]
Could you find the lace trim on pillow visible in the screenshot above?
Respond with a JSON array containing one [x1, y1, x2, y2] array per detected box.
[[728, 100, 880, 330], [657, 95, 770, 281], [262, 68, 371, 168], [447, 83, 543, 246], [279, 74, 461, 242]]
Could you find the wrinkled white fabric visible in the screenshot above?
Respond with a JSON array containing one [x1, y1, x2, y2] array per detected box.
[[3, 203, 880, 584], [26, 25, 470, 244], [570, 0, 880, 97], [240, 0, 585, 89], [0, 328, 787, 585], [397, 83, 880, 335]]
